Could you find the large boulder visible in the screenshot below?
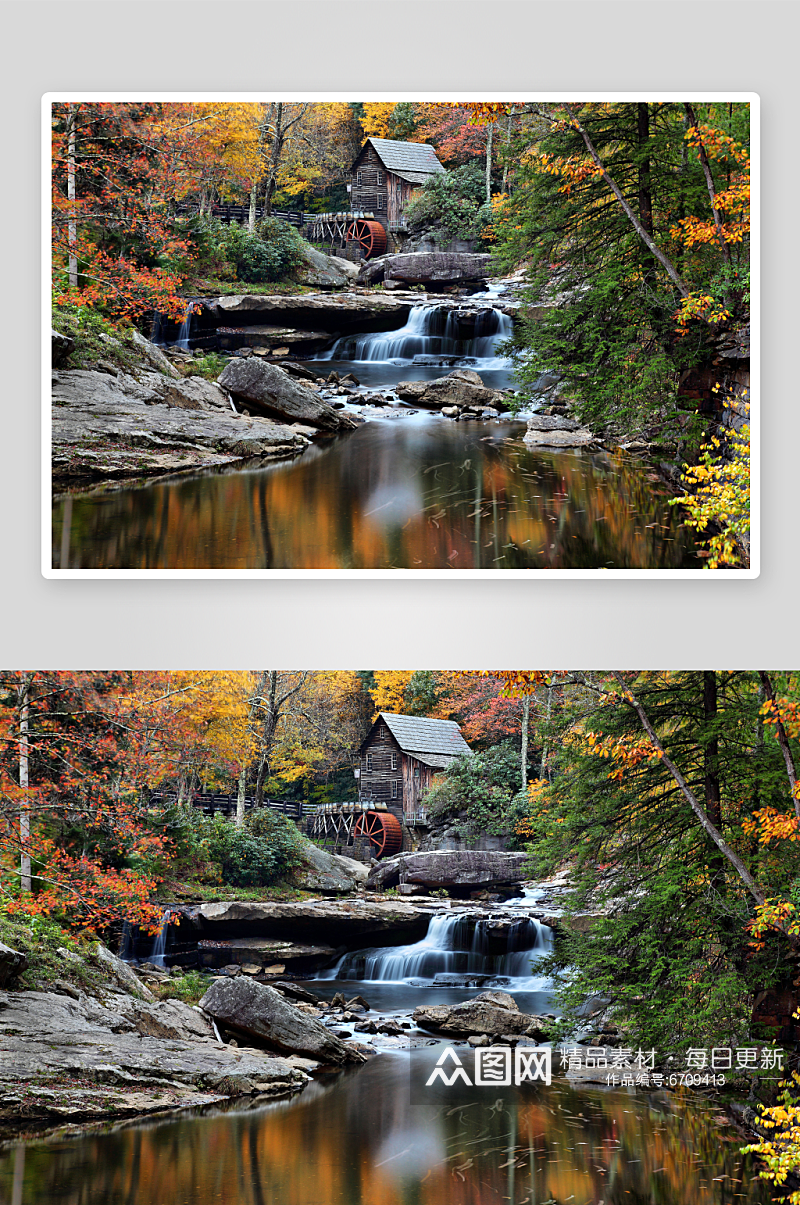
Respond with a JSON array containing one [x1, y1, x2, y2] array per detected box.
[[367, 850, 529, 893], [219, 358, 357, 430], [0, 989, 308, 1102], [129, 328, 182, 378], [395, 371, 503, 411], [95, 943, 155, 1000], [0, 942, 27, 988], [199, 977, 366, 1064], [161, 376, 232, 411], [293, 843, 369, 894], [357, 252, 493, 288], [294, 244, 360, 289], [52, 329, 76, 367], [413, 990, 550, 1038]]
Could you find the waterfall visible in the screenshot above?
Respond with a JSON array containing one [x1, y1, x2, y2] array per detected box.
[[175, 301, 195, 350], [151, 301, 196, 349], [318, 305, 513, 368], [147, 909, 171, 967], [119, 921, 135, 961], [320, 911, 552, 987]]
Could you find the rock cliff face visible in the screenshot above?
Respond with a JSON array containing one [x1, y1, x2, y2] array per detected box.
[[171, 899, 433, 947]]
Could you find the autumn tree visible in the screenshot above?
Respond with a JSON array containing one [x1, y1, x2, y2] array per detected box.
[[51, 102, 206, 320], [513, 670, 800, 1049], [484, 101, 750, 435], [0, 672, 172, 932]]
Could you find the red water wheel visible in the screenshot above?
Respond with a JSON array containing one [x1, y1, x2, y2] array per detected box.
[[354, 810, 403, 857], [345, 219, 387, 259]]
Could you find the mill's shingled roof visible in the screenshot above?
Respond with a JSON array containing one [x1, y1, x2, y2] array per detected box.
[[377, 713, 472, 768], [363, 138, 445, 183]]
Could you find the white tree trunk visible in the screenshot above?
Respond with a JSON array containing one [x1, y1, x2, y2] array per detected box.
[[19, 683, 31, 893], [485, 122, 494, 204], [236, 762, 247, 827], [520, 696, 530, 791], [67, 104, 78, 290]]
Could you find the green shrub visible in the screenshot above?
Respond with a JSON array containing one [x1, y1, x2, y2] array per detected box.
[[52, 303, 142, 372], [425, 742, 526, 837], [152, 969, 208, 1004], [404, 163, 492, 244], [195, 811, 303, 888], [210, 218, 305, 284]]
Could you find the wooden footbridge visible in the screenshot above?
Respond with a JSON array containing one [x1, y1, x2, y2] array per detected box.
[[175, 202, 314, 228], [149, 790, 315, 822]]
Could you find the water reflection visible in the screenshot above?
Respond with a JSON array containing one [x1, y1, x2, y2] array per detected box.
[[0, 1049, 772, 1204], [52, 415, 698, 570]]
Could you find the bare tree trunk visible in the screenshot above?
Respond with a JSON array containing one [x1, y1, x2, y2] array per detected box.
[[19, 680, 31, 893], [703, 671, 722, 830], [67, 105, 78, 290], [636, 103, 653, 237], [540, 686, 552, 781], [684, 102, 731, 267], [520, 695, 530, 792], [613, 673, 765, 905], [236, 672, 268, 826], [236, 762, 247, 827], [485, 121, 494, 204], [249, 105, 268, 233], [501, 112, 513, 195], [263, 103, 282, 219], [759, 672, 800, 822], [561, 104, 689, 297]]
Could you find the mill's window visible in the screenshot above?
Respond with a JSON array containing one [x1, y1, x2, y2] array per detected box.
[[377, 171, 384, 185], [366, 753, 373, 772], [391, 780, 398, 799], [357, 171, 362, 185], [391, 752, 397, 770]]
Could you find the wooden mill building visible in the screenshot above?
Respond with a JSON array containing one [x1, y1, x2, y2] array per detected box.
[[357, 712, 471, 821], [349, 137, 445, 249]]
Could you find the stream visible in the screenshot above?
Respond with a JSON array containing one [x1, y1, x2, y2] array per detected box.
[[51, 302, 699, 571], [0, 895, 775, 1203]]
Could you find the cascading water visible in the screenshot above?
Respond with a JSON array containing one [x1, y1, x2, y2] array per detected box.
[[319, 305, 513, 369], [147, 909, 171, 967], [319, 911, 552, 989], [151, 301, 197, 349], [174, 301, 195, 350]]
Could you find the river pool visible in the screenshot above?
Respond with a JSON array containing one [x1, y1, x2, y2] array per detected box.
[[52, 413, 697, 571], [0, 1044, 773, 1205]]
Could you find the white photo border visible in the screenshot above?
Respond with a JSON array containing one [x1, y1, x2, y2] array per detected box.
[[42, 91, 760, 580]]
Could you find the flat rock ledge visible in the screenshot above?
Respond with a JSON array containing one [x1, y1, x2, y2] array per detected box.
[[0, 987, 308, 1131], [523, 414, 598, 448], [52, 368, 314, 488]]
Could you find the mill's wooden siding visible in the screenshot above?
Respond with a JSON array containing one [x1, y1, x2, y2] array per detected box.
[[351, 144, 389, 225], [358, 718, 433, 819], [359, 719, 404, 820], [351, 145, 420, 234]]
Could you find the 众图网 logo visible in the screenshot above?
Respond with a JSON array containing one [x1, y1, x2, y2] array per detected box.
[[425, 1046, 552, 1087]]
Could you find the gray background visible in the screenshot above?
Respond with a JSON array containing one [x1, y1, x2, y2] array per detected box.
[[2, 0, 794, 669]]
